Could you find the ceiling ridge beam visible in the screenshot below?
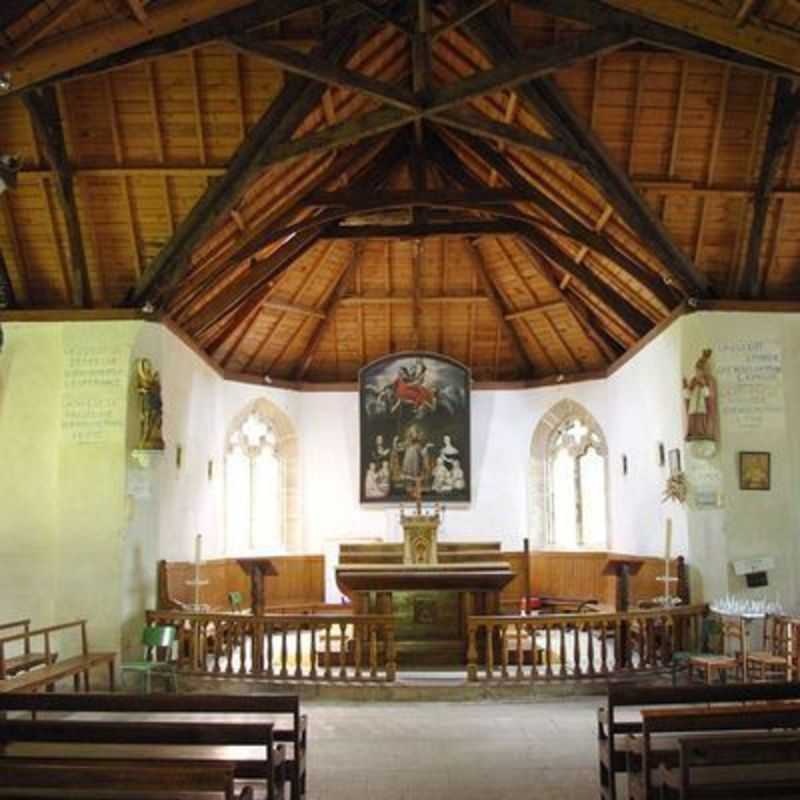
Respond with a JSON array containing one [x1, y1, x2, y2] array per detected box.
[[229, 33, 421, 111], [128, 27, 368, 306], [737, 78, 800, 298], [463, 10, 711, 297], [22, 87, 91, 308]]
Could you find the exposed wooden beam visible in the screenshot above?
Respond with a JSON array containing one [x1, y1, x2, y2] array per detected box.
[[0, 251, 16, 309], [294, 243, 362, 379], [504, 301, 565, 320], [519, 231, 653, 338], [432, 108, 581, 165], [737, 78, 800, 298], [10, 0, 94, 57], [463, 239, 536, 378], [307, 187, 545, 206], [428, 27, 634, 113], [262, 300, 327, 319], [444, 129, 679, 306], [124, 0, 149, 24], [230, 34, 421, 112], [129, 29, 369, 305], [0, 196, 30, 306], [339, 293, 490, 305], [22, 87, 90, 307], [431, 0, 499, 40], [1, 0, 337, 93], [464, 10, 711, 297], [0, 0, 42, 32], [600, 0, 800, 73], [352, 0, 413, 34], [323, 220, 530, 238], [515, 0, 796, 76]]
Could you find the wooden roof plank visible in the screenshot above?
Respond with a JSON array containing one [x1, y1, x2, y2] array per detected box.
[[11, 0, 95, 57]]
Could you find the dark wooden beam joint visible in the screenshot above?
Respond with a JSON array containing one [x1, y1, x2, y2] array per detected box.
[[22, 87, 91, 308], [738, 78, 800, 298]]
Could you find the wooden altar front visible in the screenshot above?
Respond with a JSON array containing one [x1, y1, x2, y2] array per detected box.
[[336, 541, 515, 666]]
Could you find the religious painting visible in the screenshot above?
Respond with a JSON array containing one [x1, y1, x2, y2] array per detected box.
[[359, 352, 470, 504], [739, 451, 770, 491]]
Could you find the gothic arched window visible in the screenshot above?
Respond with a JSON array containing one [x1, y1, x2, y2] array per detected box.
[[530, 400, 609, 550], [225, 408, 285, 554]]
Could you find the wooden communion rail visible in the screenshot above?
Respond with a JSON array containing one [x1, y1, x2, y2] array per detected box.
[[146, 610, 397, 682], [466, 605, 707, 682]]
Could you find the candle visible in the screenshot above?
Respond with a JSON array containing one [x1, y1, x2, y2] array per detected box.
[[665, 518, 672, 562], [195, 533, 203, 565]]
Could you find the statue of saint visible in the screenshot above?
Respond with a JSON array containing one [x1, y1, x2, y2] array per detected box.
[[683, 349, 717, 442], [136, 358, 165, 450]]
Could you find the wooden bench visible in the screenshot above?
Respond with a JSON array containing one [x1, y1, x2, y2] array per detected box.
[[627, 701, 800, 800], [0, 620, 115, 694], [597, 682, 800, 800], [656, 732, 800, 799], [0, 759, 254, 799], [0, 619, 58, 679], [0, 692, 302, 800]]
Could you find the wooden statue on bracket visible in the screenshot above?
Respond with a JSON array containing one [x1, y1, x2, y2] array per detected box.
[[136, 358, 165, 450], [683, 349, 717, 443]]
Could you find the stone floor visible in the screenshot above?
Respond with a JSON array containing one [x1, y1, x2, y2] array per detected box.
[[303, 697, 604, 800]]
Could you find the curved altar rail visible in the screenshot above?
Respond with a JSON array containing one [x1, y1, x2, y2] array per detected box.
[[466, 605, 708, 682], [146, 610, 397, 682]]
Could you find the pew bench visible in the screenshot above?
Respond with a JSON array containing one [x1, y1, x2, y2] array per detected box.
[[0, 620, 114, 694], [627, 701, 800, 800], [597, 682, 800, 800], [0, 692, 302, 800], [0, 759, 255, 800], [0, 619, 57, 679], [656, 732, 800, 799]]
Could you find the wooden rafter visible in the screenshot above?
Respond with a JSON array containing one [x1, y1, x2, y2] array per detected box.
[[10, 0, 94, 57], [294, 242, 362, 379], [22, 87, 90, 307], [124, 0, 149, 25], [0, 251, 16, 308], [737, 79, 800, 298], [431, 0, 499, 40], [1, 0, 338, 93], [515, 0, 797, 76], [129, 28, 370, 305], [463, 10, 711, 297]]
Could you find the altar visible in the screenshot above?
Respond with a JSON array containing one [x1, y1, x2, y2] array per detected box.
[[336, 505, 515, 666]]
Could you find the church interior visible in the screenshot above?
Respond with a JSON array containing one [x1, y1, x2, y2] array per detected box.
[[3, 0, 800, 798]]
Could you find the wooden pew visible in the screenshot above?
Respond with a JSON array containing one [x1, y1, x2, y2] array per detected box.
[[0, 692, 303, 800], [0, 760, 254, 799], [0, 620, 114, 694], [0, 619, 57, 678], [656, 732, 800, 799], [597, 682, 800, 800], [627, 701, 800, 800], [0, 717, 281, 800]]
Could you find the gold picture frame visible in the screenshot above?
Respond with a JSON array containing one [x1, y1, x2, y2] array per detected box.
[[739, 451, 770, 491]]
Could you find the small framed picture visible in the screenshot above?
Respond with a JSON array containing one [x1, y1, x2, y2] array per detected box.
[[668, 448, 682, 476], [739, 451, 770, 491], [658, 442, 666, 467]]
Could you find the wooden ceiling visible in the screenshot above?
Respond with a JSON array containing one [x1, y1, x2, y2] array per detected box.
[[1, 0, 800, 383]]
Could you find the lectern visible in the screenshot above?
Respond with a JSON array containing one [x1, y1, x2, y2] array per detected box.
[[236, 558, 278, 616], [602, 556, 645, 668]]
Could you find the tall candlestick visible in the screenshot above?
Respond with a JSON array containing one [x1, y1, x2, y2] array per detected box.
[[665, 518, 672, 562], [195, 533, 203, 565]]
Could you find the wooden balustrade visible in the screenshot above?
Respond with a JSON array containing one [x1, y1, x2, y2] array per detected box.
[[466, 605, 707, 682], [146, 610, 397, 683]]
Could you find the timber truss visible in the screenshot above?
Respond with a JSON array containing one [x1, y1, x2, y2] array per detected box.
[[2, 0, 800, 382]]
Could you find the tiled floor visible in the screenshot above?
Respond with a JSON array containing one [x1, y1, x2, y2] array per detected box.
[[303, 697, 604, 800]]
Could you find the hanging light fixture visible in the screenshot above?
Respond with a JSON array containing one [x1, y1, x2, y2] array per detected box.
[[0, 73, 11, 93], [0, 154, 21, 194]]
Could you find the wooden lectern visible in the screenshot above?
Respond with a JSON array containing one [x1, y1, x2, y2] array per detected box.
[[236, 558, 278, 616], [602, 557, 645, 669]]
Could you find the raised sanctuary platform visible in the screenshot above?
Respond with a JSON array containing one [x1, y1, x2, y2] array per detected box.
[[337, 539, 515, 666]]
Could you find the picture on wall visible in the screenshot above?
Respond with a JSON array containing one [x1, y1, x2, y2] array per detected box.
[[359, 352, 471, 504], [739, 451, 770, 491]]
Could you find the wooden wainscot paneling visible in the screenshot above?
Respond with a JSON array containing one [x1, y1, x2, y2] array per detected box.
[[159, 555, 325, 612], [499, 550, 685, 610]]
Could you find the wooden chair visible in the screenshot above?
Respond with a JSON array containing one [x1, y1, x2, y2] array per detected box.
[[687, 614, 747, 683], [121, 625, 178, 692], [747, 613, 793, 681]]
